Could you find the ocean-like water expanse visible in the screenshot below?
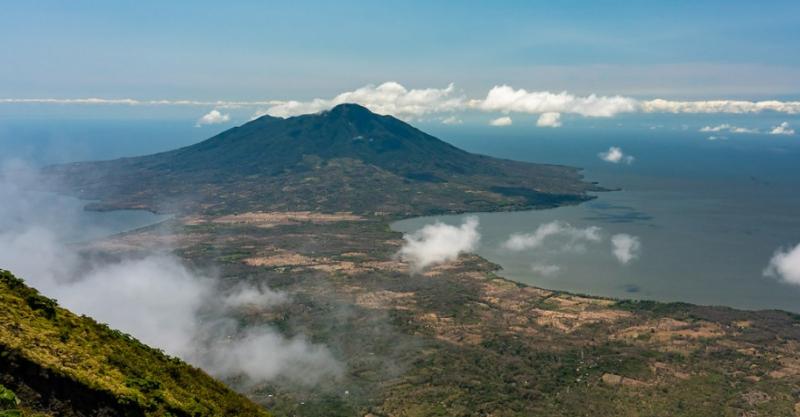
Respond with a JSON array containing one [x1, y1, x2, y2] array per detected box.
[[2, 116, 799, 311], [396, 121, 800, 312]]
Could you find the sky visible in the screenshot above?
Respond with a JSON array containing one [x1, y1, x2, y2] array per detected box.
[[1, 1, 800, 125]]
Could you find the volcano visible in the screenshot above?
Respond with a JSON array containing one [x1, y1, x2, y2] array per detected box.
[[47, 104, 599, 216]]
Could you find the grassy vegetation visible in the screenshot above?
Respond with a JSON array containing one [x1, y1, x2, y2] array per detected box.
[[0, 269, 269, 417]]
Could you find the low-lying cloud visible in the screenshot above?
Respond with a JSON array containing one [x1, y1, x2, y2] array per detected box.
[[398, 216, 480, 272], [763, 243, 800, 286], [441, 115, 463, 125], [611, 234, 641, 265], [699, 124, 759, 134], [698, 122, 795, 136], [536, 112, 562, 128], [599, 147, 634, 164], [0, 161, 341, 387], [770, 122, 795, 135], [489, 116, 513, 126], [196, 109, 231, 126], [503, 221, 602, 252], [530, 262, 561, 277]]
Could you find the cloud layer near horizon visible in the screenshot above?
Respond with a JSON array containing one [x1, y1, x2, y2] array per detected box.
[[699, 122, 795, 135], [5, 82, 800, 124]]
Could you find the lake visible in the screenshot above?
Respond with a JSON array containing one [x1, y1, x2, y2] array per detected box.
[[395, 120, 800, 312]]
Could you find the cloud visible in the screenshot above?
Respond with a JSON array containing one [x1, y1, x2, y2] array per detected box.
[[503, 221, 602, 252], [530, 262, 561, 277], [706, 135, 728, 141], [441, 115, 463, 125], [489, 116, 513, 126], [699, 122, 796, 135], [257, 81, 464, 119], [222, 282, 289, 309], [611, 234, 641, 265], [598, 146, 634, 164], [763, 243, 800, 285], [196, 109, 230, 126], [641, 99, 800, 115], [198, 327, 342, 386], [5, 84, 800, 121], [0, 161, 341, 387], [398, 217, 480, 272], [770, 121, 795, 135], [699, 124, 759, 134], [536, 112, 562, 128], [470, 85, 639, 117]]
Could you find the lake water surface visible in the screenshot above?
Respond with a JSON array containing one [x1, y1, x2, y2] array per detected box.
[[395, 123, 800, 313]]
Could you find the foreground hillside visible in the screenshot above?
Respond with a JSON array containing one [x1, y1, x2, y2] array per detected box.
[[45, 104, 599, 216], [0, 269, 269, 417]]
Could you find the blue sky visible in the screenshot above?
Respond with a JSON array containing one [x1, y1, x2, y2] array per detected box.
[[3, 1, 800, 99], [1, 1, 800, 127]]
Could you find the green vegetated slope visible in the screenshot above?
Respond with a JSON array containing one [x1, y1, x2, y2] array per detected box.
[[46, 104, 599, 216], [0, 269, 269, 417]]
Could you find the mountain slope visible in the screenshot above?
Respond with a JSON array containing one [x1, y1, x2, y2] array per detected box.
[[0, 269, 269, 417], [46, 104, 599, 216]]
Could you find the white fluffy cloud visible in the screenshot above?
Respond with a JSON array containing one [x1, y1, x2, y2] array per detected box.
[[599, 146, 634, 164], [198, 327, 342, 386], [641, 99, 800, 115], [611, 234, 641, 265], [259, 82, 464, 119], [503, 221, 601, 252], [489, 116, 513, 126], [196, 109, 230, 126], [770, 122, 795, 135], [398, 217, 480, 272], [536, 112, 562, 128], [699, 122, 796, 135], [699, 124, 759, 134], [0, 162, 341, 387], [763, 243, 800, 285], [470, 85, 639, 117]]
